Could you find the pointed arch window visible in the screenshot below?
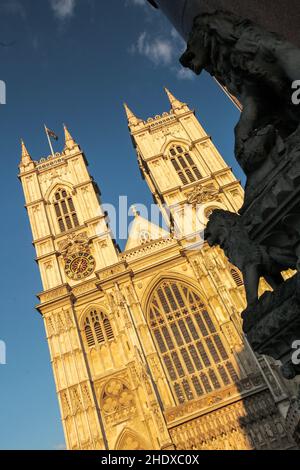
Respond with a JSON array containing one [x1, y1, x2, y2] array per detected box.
[[83, 309, 114, 348], [231, 268, 244, 287], [148, 280, 239, 404], [53, 188, 79, 233], [169, 145, 202, 185]]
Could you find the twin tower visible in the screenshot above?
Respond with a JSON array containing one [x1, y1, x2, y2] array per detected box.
[[19, 89, 294, 450]]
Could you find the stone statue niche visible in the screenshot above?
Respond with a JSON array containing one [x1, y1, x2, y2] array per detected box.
[[179, 9, 300, 383]]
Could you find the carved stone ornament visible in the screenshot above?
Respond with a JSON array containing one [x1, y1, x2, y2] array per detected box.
[[187, 184, 220, 206], [167, 390, 291, 450], [101, 379, 136, 424], [58, 232, 90, 257]]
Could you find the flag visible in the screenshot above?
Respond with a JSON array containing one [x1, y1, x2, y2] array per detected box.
[[45, 127, 59, 141]]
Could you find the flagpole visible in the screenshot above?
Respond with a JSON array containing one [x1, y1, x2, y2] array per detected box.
[[44, 124, 55, 157]]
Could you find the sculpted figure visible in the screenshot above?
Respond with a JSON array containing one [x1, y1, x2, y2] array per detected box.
[[204, 210, 293, 306], [180, 10, 300, 167]]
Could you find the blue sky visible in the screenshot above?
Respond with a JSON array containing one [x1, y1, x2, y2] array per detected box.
[[0, 0, 241, 450]]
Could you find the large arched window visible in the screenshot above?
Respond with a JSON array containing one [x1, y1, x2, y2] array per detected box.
[[169, 145, 202, 185], [148, 280, 239, 404], [83, 309, 114, 348], [53, 188, 79, 233]]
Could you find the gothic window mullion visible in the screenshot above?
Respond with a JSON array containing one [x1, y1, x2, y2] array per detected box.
[[162, 353, 177, 381], [179, 369, 196, 401], [58, 218, 65, 233], [168, 331, 197, 392], [217, 364, 231, 386], [194, 312, 209, 338], [149, 280, 237, 405], [170, 321, 184, 347], [180, 346, 195, 374], [153, 294, 166, 325], [156, 288, 170, 314], [214, 355, 239, 386], [161, 325, 175, 350], [208, 368, 221, 389], [174, 382, 185, 404], [178, 318, 192, 344], [171, 350, 185, 378], [213, 333, 229, 361], [182, 378, 194, 401], [188, 344, 203, 371], [155, 287, 182, 358], [202, 310, 217, 334], [226, 361, 240, 383], [169, 146, 202, 186], [196, 340, 211, 368], [59, 201, 66, 230], [185, 301, 201, 340], [83, 309, 115, 350], [192, 166, 202, 180], [179, 348, 198, 398], [192, 375, 204, 397], [217, 364, 231, 387], [206, 337, 222, 362], [164, 284, 178, 311], [200, 371, 213, 393], [153, 328, 167, 354], [53, 188, 79, 233]]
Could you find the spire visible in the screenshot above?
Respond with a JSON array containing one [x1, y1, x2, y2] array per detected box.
[[164, 87, 185, 110], [63, 124, 76, 149], [20, 139, 33, 165], [124, 103, 142, 126]]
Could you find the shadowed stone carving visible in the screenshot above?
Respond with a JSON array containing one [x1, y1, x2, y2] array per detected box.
[[180, 11, 300, 162], [205, 210, 288, 306]]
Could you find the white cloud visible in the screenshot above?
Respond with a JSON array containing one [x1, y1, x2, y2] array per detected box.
[[170, 27, 185, 47], [176, 67, 195, 81], [50, 0, 76, 19], [132, 31, 174, 66], [130, 28, 195, 80]]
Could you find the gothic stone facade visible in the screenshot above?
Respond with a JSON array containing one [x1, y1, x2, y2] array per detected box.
[[19, 90, 294, 450]]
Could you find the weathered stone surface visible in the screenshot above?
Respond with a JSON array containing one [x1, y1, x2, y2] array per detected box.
[[242, 274, 300, 378], [286, 391, 300, 446]]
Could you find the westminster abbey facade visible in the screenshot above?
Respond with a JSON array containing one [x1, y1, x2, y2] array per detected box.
[[19, 89, 295, 450]]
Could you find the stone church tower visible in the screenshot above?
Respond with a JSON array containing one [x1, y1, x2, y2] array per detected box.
[[19, 90, 294, 450]]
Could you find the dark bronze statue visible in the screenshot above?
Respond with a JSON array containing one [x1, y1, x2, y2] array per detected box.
[[204, 209, 295, 305], [180, 10, 300, 167]]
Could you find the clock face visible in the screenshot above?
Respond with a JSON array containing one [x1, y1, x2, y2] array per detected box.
[[64, 252, 96, 280]]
